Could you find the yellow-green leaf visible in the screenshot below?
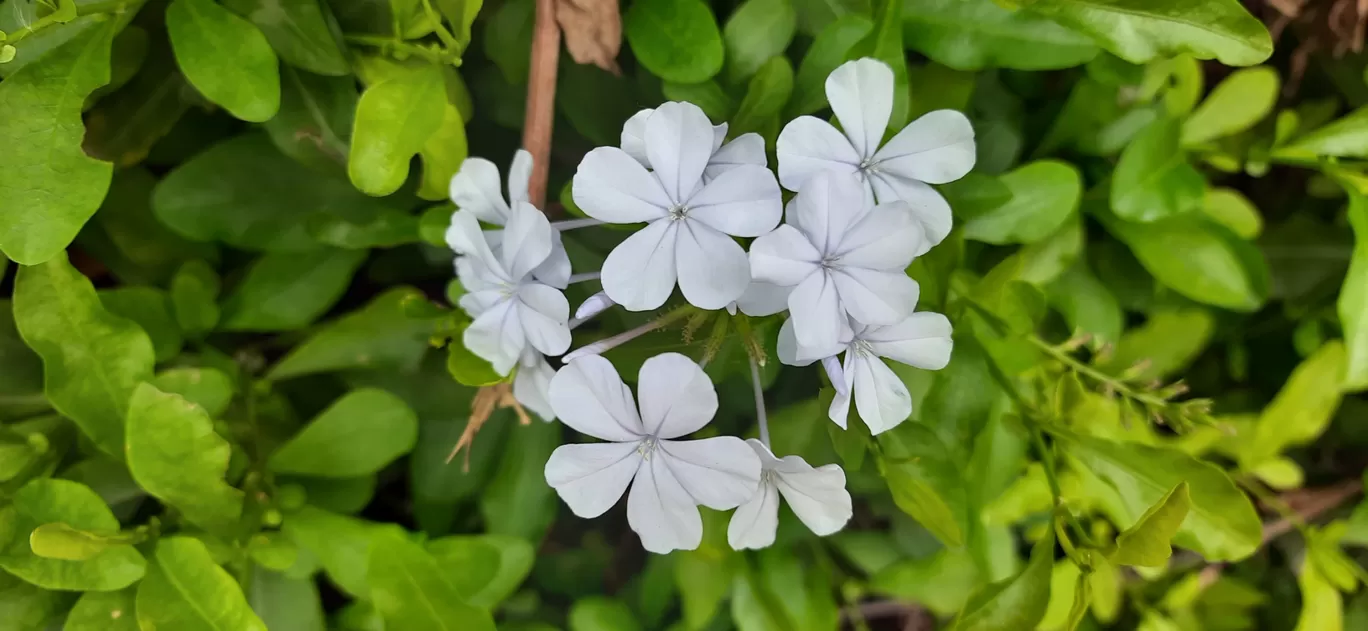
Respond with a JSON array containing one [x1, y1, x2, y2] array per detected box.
[[1108, 482, 1190, 567], [167, 0, 281, 122], [348, 63, 447, 196], [1242, 341, 1346, 467]]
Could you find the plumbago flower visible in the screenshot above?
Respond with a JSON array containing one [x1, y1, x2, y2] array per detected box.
[[780, 312, 953, 434], [621, 108, 767, 181], [543, 353, 761, 553], [748, 171, 925, 351], [447, 201, 572, 378], [727, 439, 852, 550], [777, 58, 975, 254], [448, 150, 572, 288], [572, 101, 783, 311]]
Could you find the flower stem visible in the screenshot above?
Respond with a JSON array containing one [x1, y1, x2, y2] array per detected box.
[[563, 307, 694, 362], [750, 356, 770, 447], [553, 217, 604, 231], [567, 271, 601, 284]]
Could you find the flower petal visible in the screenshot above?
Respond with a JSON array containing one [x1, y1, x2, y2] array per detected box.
[[448, 157, 510, 224], [705, 132, 767, 181], [516, 287, 571, 357], [727, 480, 778, 550], [749, 225, 820, 286], [864, 312, 953, 370], [831, 267, 919, 326], [464, 300, 524, 375], [531, 229, 572, 289], [736, 281, 792, 317], [788, 271, 845, 350], [675, 221, 750, 310], [777, 317, 844, 367], [446, 210, 508, 282], [828, 351, 855, 429], [574, 291, 615, 322], [658, 436, 762, 509], [791, 171, 871, 256], [645, 101, 714, 203], [871, 109, 975, 185], [548, 354, 645, 441], [774, 460, 851, 536], [776, 116, 860, 193], [545, 441, 642, 518], [458, 289, 504, 319], [826, 58, 893, 159], [601, 219, 679, 311], [685, 165, 782, 237], [513, 351, 557, 421], [628, 454, 703, 554], [833, 200, 924, 270], [572, 147, 671, 223], [621, 108, 654, 167], [852, 352, 911, 434], [637, 353, 717, 439], [867, 173, 953, 254], [508, 149, 534, 206], [501, 201, 554, 280], [822, 355, 848, 396]]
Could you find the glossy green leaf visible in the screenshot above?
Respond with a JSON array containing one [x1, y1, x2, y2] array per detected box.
[[219, 248, 367, 331], [427, 534, 535, 607], [448, 334, 506, 385], [1281, 106, 1368, 158], [248, 566, 327, 631], [1045, 262, 1124, 345], [0, 479, 145, 590], [152, 367, 234, 417], [269, 288, 434, 380], [13, 254, 155, 458], [1203, 187, 1263, 239], [263, 66, 356, 171], [222, 0, 348, 76], [281, 506, 392, 596], [126, 382, 243, 532], [902, 0, 1097, 71], [1056, 430, 1262, 561], [879, 422, 968, 547], [1111, 117, 1204, 222], [409, 413, 506, 506], [1181, 66, 1278, 145], [0, 570, 71, 628], [1108, 482, 1190, 567], [29, 522, 137, 561], [170, 260, 221, 336], [722, 0, 795, 83], [136, 537, 267, 631], [962, 160, 1081, 244], [849, 0, 907, 130], [367, 532, 497, 631], [661, 79, 736, 121], [730, 56, 794, 136], [167, 0, 281, 122], [1242, 341, 1346, 467], [570, 597, 642, 631], [348, 62, 449, 196], [1096, 308, 1214, 380], [1021, 0, 1272, 66], [99, 286, 182, 363], [289, 475, 378, 514], [481, 420, 560, 541], [64, 588, 138, 631], [1296, 553, 1344, 631], [269, 388, 418, 477], [79, 168, 217, 287], [1104, 213, 1267, 311], [625, 0, 725, 83], [1342, 190, 1368, 392], [0, 19, 115, 265], [789, 14, 872, 117], [952, 528, 1053, 630]]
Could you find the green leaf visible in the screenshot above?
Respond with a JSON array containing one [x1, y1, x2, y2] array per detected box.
[[269, 388, 417, 477], [348, 62, 449, 196], [1095, 308, 1214, 380], [220, 248, 367, 331], [409, 412, 506, 506], [869, 549, 979, 616], [952, 527, 1053, 631], [722, 0, 796, 84], [0, 570, 71, 629], [0, 479, 145, 590], [448, 333, 507, 385], [282, 506, 392, 596], [1108, 482, 1191, 567], [126, 382, 244, 533], [962, 160, 1081, 245], [1242, 341, 1346, 467], [29, 522, 137, 561], [1046, 262, 1124, 346], [13, 253, 155, 457], [560, 63, 642, 146], [263, 67, 356, 171], [481, 420, 560, 541], [1103, 213, 1266, 311], [902, 0, 1098, 71], [427, 534, 534, 608], [570, 597, 642, 631], [1181, 66, 1278, 145], [417, 93, 469, 200], [1021, 0, 1272, 66], [222, 0, 348, 76], [152, 367, 234, 417], [136, 537, 267, 631], [1343, 190, 1368, 392], [661, 79, 736, 121], [167, 0, 281, 122], [99, 287, 182, 363], [0, 19, 115, 265], [367, 532, 497, 631], [789, 14, 872, 117], [730, 56, 794, 137], [65, 588, 138, 631], [269, 288, 434, 380], [248, 566, 327, 631], [1296, 552, 1344, 631], [1203, 187, 1263, 239], [78, 168, 218, 287], [153, 134, 404, 251], [170, 260, 221, 336], [879, 423, 967, 547], [288, 475, 377, 514], [1281, 106, 1368, 158], [1055, 430, 1262, 561], [849, 0, 907, 130], [482, 0, 534, 84], [1110, 117, 1205, 222], [625, 0, 725, 83]]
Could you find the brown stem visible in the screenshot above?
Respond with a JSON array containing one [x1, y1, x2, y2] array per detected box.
[[522, 0, 561, 209], [1260, 478, 1363, 543]]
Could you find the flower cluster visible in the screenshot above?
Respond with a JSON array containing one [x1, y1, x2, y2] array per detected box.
[[445, 58, 972, 553]]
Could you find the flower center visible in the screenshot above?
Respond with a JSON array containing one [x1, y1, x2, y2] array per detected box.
[[638, 437, 660, 460], [857, 158, 880, 175], [760, 469, 777, 485], [668, 204, 690, 221], [853, 339, 874, 356]]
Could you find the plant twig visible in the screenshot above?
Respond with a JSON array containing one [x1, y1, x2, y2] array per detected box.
[[1258, 478, 1363, 543], [522, 0, 561, 209]]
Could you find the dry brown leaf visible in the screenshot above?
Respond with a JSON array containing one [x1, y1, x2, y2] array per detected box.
[[555, 0, 622, 74]]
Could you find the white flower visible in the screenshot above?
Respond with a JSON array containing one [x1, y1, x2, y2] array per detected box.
[[447, 150, 572, 288], [572, 101, 783, 311], [727, 439, 852, 550], [779, 312, 953, 434], [447, 201, 572, 375], [621, 108, 768, 182], [512, 348, 556, 421], [544, 353, 762, 554], [777, 58, 975, 255], [726, 280, 793, 317], [749, 171, 925, 351]]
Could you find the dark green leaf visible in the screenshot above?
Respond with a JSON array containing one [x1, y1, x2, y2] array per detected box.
[[99, 287, 182, 362], [136, 537, 267, 631], [82, 47, 193, 169], [348, 62, 447, 196], [288, 475, 377, 514], [902, 0, 1097, 71], [77, 168, 218, 288], [170, 260, 221, 336], [219, 248, 367, 331], [1111, 117, 1205, 222], [269, 388, 418, 477], [263, 66, 356, 171], [730, 56, 794, 137], [427, 534, 534, 607], [367, 532, 496, 631], [722, 0, 795, 84], [0, 300, 46, 420], [480, 420, 559, 541], [248, 566, 327, 631], [788, 14, 872, 117], [661, 79, 736, 121], [222, 0, 348, 76], [952, 528, 1052, 630], [962, 160, 1081, 244], [1021, 0, 1272, 66], [269, 287, 434, 380], [1103, 213, 1267, 311], [625, 0, 725, 83], [167, 0, 281, 122], [1045, 262, 1124, 346], [482, 0, 534, 84], [0, 479, 145, 591], [1108, 482, 1190, 567]]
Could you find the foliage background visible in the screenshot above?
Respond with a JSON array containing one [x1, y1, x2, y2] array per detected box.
[[3, 0, 1368, 629]]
